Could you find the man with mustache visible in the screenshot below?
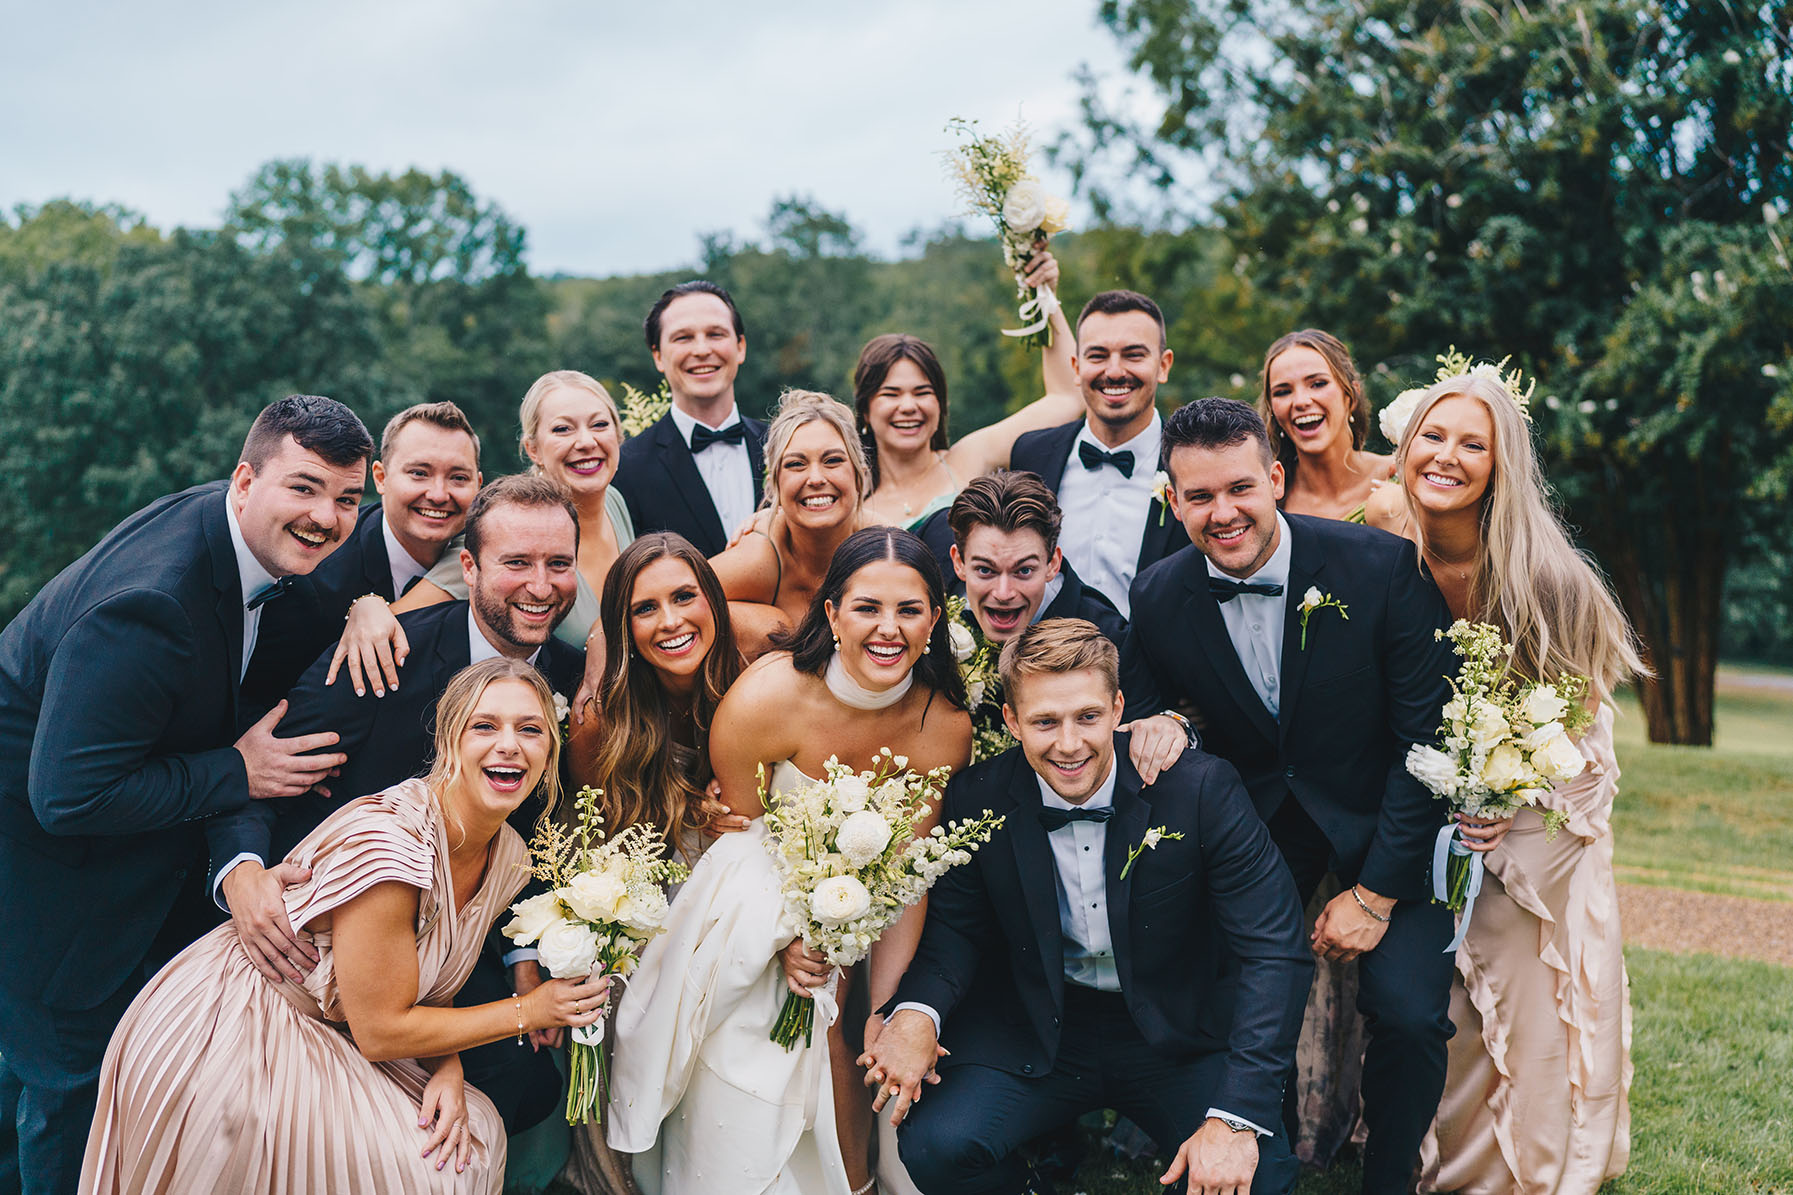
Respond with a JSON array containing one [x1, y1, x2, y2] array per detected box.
[[0, 396, 370, 1194], [1009, 290, 1187, 619], [1120, 398, 1458, 1194]]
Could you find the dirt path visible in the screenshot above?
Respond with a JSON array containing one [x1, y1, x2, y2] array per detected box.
[[1619, 883, 1793, 967]]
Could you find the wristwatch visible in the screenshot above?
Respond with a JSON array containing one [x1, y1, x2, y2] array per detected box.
[[1159, 709, 1200, 749], [1212, 1114, 1258, 1135]]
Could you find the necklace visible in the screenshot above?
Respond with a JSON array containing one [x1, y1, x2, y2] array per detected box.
[[824, 651, 913, 710]]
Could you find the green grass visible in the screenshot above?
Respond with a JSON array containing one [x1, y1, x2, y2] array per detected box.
[[1611, 682, 1793, 901]]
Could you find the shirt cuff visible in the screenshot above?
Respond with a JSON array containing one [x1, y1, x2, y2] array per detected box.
[[502, 947, 541, 969], [1207, 1107, 1275, 1138], [888, 1001, 942, 1039], [212, 852, 266, 911]]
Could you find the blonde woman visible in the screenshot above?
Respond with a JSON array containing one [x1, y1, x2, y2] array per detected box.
[[709, 389, 872, 658], [1368, 371, 1644, 1194], [1257, 329, 1393, 523]]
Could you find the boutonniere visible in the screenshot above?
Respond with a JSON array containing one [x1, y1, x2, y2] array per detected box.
[[553, 692, 571, 739], [1151, 470, 1172, 525], [1120, 825, 1185, 880], [1296, 586, 1349, 649]]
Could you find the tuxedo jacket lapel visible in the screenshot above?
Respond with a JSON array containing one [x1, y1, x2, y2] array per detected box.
[[204, 493, 243, 726], [1032, 422, 1077, 493], [1004, 763, 1065, 1012], [360, 507, 393, 598], [1277, 523, 1326, 750], [744, 416, 767, 506], [654, 418, 727, 550], [1180, 566, 1279, 744], [1103, 770, 1149, 994]]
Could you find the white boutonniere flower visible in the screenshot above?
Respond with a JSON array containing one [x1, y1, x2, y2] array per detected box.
[[553, 692, 571, 738], [1120, 824, 1185, 880], [1151, 470, 1172, 525], [1296, 586, 1349, 650]]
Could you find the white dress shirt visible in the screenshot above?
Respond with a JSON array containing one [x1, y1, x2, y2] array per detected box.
[[223, 499, 277, 683], [380, 514, 431, 599], [669, 402, 755, 537], [1206, 513, 1293, 718], [1033, 574, 1065, 623], [467, 607, 542, 667], [1053, 415, 1162, 619]]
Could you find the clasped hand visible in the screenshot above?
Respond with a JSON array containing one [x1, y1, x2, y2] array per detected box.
[[857, 1008, 944, 1128]]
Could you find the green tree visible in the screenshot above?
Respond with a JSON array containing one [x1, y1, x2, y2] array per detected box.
[[1071, 0, 1793, 743]]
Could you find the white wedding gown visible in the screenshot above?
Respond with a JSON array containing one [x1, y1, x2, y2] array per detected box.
[[607, 761, 852, 1194]]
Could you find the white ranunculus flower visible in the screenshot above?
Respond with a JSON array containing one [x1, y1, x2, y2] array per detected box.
[[811, 875, 873, 926], [1520, 685, 1570, 726], [1468, 701, 1510, 749], [1405, 744, 1460, 796], [537, 919, 601, 979], [1535, 731, 1587, 783], [1040, 193, 1071, 235], [619, 884, 670, 933], [1379, 387, 1427, 446], [1480, 744, 1527, 792], [836, 810, 894, 867], [502, 891, 562, 945], [966, 678, 987, 710], [561, 869, 628, 923], [1002, 179, 1047, 232], [949, 620, 976, 663], [831, 775, 872, 814]]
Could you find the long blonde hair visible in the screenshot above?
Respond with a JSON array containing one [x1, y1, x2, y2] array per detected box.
[[1395, 373, 1646, 698], [762, 389, 871, 510], [425, 658, 565, 841]]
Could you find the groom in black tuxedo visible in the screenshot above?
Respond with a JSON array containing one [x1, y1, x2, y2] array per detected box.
[[1120, 398, 1457, 1193], [613, 280, 767, 555], [0, 396, 371, 1194], [865, 619, 1311, 1195]]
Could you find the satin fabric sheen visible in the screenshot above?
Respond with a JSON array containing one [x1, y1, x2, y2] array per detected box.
[[80, 781, 529, 1194]]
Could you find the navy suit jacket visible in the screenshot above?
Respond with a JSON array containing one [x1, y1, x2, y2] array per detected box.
[[614, 411, 767, 557], [0, 484, 252, 1011], [1120, 514, 1455, 901], [205, 600, 585, 884], [1008, 419, 1185, 583], [890, 736, 1312, 1132]]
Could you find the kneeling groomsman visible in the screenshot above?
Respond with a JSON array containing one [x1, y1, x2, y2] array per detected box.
[[865, 619, 1311, 1195]]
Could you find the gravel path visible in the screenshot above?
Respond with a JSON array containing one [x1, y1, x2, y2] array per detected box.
[[1619, 883, 1793, 967]]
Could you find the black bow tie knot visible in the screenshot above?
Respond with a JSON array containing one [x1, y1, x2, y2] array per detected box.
[[689, 422, 746, 453], [1208, 576, 1283, 604], [1077, 441, 1135, 478], [1038, 804, 1114, 831], [246, 576, 296, 610]]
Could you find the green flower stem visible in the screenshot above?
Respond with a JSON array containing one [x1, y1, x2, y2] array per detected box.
[[771, 990, 815, 1051]]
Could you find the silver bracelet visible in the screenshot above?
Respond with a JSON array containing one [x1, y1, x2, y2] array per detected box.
[[1350, 885, 1391, 923]]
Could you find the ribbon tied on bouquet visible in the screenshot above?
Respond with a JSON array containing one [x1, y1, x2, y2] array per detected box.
[[1433, 823, 1486, 953], [1000, 282, 1062, 340]]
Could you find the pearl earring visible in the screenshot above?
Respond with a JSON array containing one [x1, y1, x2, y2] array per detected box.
[[922, 642, 931, 655], [832, 634, 841, 651]]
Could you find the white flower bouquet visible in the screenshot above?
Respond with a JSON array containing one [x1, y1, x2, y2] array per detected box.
[[502, 785, 690, 1124], [1406, 621, 1590, 941], [945, 596, 1013, 763], [944, 117, 1071, 349], [761, 751, 1004, 1049]]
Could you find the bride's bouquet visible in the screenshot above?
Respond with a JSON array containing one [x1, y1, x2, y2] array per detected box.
[[944, 116, 1071, 349], [1406, 621, 1591, 947], [502, 785, 690, 1124], [761, 751, 1004, 1049]]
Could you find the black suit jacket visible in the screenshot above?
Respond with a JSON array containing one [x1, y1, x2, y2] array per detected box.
[[614, 411, 767, 556], [1008, 420, 1185, 584], [890, 736, 1311, 1131], [913, 507, 1128, 647], [0, 484, 253, 1011], [1120, 514, 1455, 901], [205, 600, 585, 883]]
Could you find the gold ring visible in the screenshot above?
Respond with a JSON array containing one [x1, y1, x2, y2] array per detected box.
[[889, 1085, 901, 1096]]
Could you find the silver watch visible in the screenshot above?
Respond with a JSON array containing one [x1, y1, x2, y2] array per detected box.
[[1213, 1114, 1257, 1135]]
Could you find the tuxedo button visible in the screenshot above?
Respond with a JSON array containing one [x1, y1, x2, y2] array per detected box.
[[1052, 1016, 1060, 1027], [1022, 1063, 1034, 1074], [1284, 765, 1296, 778]]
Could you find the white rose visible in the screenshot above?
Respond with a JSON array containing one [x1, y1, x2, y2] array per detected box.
[[619, 884, 670, 933], [1468, 701, 1510, 749], [1040, 193, 1071, 235], [501, 891, 562, 945], [1480, 744, 1526, 792], [949, 620, 976, 663], [836, 810, 894, 868], [1002, 179, 1047, 232], [552, 692, 570, 725], [1405, 744, 1460, 796], [536, 919, 601, 979], [966, 678, 987, 710], [1379, 387, 1427, 446], [811, 875, 873, 926], [560, 869, 627, 923], [1520, 685, 1570, 726], [1440, 694, 1468, 730], [831, 775, 872, 814], [1535, 731, 1587, 783]]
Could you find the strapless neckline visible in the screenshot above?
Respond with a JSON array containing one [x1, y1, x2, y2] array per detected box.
[[769, 759, 824, 788]]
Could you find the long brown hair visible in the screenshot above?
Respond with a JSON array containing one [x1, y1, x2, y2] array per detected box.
[[585, 534, 744, 847], [1256, 329, 1371, 474]]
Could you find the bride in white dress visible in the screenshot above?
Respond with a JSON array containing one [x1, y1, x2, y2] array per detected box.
[[608, 528, 973, 1195]]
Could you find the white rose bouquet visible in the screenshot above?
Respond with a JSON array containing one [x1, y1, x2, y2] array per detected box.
[[944, 116, 1071, 349], [501, 785, 689, 1124], [761, 751, 1004, 1049], [1406, 621, 1591, 945]]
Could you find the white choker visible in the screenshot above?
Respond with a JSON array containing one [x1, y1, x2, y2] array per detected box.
[[824, 651, 914, 711]]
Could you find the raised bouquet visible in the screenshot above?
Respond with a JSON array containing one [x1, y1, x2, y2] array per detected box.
[[1405, 620, 1590, 947], [761, 751, 1004, 1049], [502, 785, 690, 1124], [946, 596, 1013, 763], [944, 116, 1071, 349]]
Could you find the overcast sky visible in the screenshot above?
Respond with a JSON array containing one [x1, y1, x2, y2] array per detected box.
[[3, 0, 1141, 277]]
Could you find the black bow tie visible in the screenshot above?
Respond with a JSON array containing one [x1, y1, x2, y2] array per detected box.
[[1038, 804, 1114, 831], [245, 576, 296, 610], [690, 422, 746, 453], [1208, 576, 1283, 603], [1077, 441, 1135, 478]]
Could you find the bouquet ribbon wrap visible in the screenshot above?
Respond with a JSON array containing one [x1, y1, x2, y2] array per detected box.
[[1433, 823, 1486, 953], [1001, 283, 1061, 339]]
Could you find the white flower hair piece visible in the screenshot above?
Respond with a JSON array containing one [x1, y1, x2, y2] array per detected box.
[[1381, 347, 1537, 446]]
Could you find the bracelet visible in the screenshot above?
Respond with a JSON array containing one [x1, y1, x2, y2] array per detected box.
[[511, 992, 525, 1044], [345, 593, 382, 622], [1158, 709, 1199, 748], [1350, 885, 1391, 923]]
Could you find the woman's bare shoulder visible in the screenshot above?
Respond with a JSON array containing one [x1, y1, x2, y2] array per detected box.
[[711, 532, 779, 602]]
